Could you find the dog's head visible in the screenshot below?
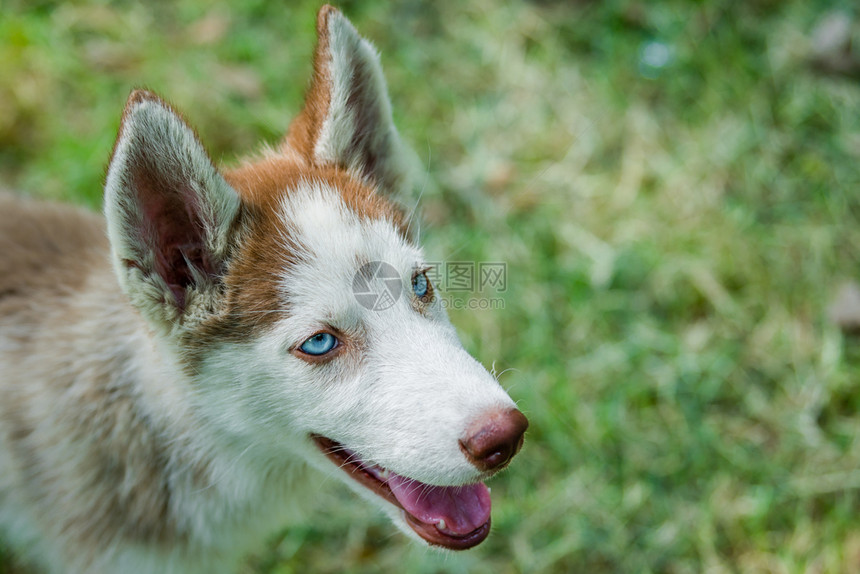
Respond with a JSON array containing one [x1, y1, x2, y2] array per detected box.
[[103, 5, 526, 550]]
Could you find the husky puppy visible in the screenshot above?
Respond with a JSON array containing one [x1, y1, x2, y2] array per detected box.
[[0, 5, 527, 573]]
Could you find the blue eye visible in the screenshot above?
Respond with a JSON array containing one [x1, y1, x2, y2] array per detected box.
[[412, 272, 429, 298], [299, 332, 338, 356]]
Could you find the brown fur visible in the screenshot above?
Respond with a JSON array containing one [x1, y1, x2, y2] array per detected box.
[[284, 5, 339, 166], [179, 156, 409, 371], [0, 194, 106, 306]]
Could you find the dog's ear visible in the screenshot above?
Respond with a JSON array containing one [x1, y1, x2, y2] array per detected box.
[[286, 5, 416, 198], [104, 90, 241, 332]]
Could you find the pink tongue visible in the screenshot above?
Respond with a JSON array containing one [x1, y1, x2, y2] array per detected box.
[[387, 473, 491, 535]]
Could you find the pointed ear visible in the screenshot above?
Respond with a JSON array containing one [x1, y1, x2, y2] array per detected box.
[[104, 90, 241, 331], [286, 5, 417, 197]]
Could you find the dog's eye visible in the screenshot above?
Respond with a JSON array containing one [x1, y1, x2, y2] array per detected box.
[[412, 271, 429, 298], [299, 333, 338, 356]]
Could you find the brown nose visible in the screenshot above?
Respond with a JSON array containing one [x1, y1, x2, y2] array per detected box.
[[459, 407, 529, 473]]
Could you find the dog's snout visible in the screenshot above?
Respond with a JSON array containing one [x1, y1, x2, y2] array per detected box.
[[459, 407, 528, 473]]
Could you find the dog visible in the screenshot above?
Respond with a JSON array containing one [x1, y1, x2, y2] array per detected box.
[[0, 5, 528, 573]]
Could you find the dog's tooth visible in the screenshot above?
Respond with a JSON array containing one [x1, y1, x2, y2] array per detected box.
[[380, 469, 390, 481], [436, 519, 446, 530]]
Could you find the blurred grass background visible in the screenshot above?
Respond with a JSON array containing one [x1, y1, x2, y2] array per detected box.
[[3, 0, 860, 572]]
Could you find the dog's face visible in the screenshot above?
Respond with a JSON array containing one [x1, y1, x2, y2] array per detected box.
[[103, 6, 526, 550]]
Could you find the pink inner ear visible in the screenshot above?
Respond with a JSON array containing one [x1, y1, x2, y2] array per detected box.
[[130, 162, 219, 310]]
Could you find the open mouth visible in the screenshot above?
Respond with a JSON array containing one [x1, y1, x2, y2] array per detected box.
[[312, 435, 492, 550]]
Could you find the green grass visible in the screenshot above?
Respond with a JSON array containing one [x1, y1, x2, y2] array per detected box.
[[3, 0, 860, 572]]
